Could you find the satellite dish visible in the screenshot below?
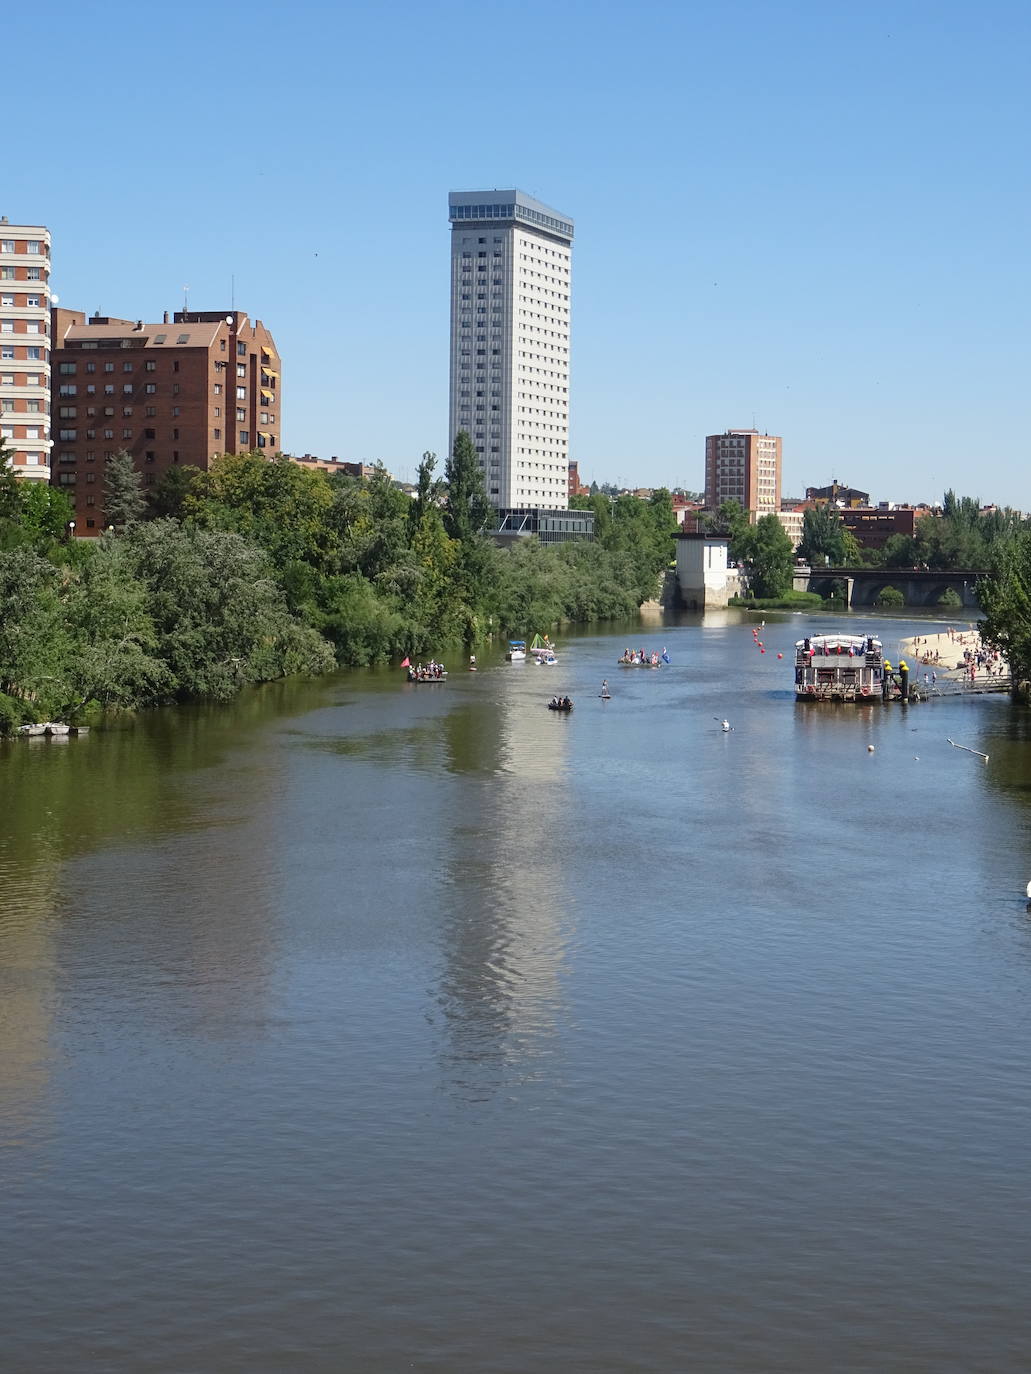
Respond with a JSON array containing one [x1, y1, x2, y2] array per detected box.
[[225, 315, 233, 324]]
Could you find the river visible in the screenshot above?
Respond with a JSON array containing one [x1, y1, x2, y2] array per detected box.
[[3, 611, 1031, 1373]]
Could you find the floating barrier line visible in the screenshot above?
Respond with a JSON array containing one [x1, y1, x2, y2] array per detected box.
[[947, 738, 989, 762]]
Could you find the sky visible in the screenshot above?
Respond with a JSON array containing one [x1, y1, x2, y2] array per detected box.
[[7, 0, 1029, 504]]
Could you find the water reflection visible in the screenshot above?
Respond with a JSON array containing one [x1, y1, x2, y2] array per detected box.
[[432, 681, 574, 1099]]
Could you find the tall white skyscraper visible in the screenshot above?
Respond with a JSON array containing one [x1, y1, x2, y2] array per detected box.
[[448, 190, 572, 512]]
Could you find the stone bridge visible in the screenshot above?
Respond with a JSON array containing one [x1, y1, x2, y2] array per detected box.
[[802, 568, 984, 610]]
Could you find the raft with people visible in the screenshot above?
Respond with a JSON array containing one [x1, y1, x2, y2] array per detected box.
[[406, 660, 448, 682], [547, 696, 573, 712]]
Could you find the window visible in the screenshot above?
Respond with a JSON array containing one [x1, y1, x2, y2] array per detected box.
[[236, 408, 246, 421], [26, 348, 42, 360], [26, 241, 40, 254], [122, 428, 133, 439], [0, 295, 13, 308], [176, 333, 189, 344], [145, 360, 156, 371], [239, 431, 249, 445], [123, 361, 133, 373], [236, 387, 246, 400], [104, 362, 114, 373], [0, 347, 12, 360], [104, 385, 115, 395], [123, 384, 133, 395], [237, 364, 246, 377], [144, 428, 155, 439], [59, 406, 76, 418], [145, 451, 155, 463], [59, 428, 77, 440], [145, 384, 156, 394], [173, 361, 179, 373], [122, 406, 133, 416], [0, 322, 12, 333], [171, 406, 180, 417], [0, 240, 13, 253], [213, 383, 222, 395], [145, 406, 156, 417], [237, 341, 246, 356], [172, 428, 179, 440], [58, 384, 76, 396], [103, 428, 113, 439], [213, 428, 221, 439], [26, 268, 40, 281], [59, 362, 76, 375], [172, 383, 179, 394], [85, 362, 95, 373], [214, 407, 221, 417]]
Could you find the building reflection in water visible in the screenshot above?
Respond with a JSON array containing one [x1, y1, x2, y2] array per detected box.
[[430, 684, 576, 1101]]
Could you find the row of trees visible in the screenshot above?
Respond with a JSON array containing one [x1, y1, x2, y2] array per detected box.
[[0, 435, 678, 730]]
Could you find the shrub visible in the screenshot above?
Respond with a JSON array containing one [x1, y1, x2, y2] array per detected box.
[[875, 586, 905, 607]]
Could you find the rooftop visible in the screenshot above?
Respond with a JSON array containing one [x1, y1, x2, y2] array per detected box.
[[448, 188, 573, 240]]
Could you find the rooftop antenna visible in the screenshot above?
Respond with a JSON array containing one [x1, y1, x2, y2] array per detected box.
[[183, 284, 189, 320], [231, 274, 235, 312]]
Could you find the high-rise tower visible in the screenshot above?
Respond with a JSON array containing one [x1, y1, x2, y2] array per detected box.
[[0, 220, 52, 482], [448, 190, 572, 512]]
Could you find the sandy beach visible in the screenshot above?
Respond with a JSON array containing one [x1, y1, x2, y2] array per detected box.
[[898, 627, 1008, 682]]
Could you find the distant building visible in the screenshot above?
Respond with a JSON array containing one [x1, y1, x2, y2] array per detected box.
[[840, 505, 921, 550], [567, 459, 588, 499], [50, 307, 280, 533], [806, 480, 870, 508], [776, 509, 805, 549], [0, 220, 52, 483], [704, 429, 781, 520], [284, 454, 382, 479]]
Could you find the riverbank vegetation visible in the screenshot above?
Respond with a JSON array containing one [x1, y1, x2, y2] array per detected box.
[[0, 436, 677, 731]]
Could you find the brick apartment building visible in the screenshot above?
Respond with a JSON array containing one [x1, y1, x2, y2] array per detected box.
[[704, 429, 782, 521], [0, 220, 53, 483], [50, 308, 280, 532]]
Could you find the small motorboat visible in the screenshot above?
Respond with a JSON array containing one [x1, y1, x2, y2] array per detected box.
[[506, 640, 526, 662], [547, 697, 573, 712]]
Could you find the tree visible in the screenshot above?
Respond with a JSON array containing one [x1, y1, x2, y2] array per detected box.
[[17, 482, 74, 549], [443, 430, 491, 543], [0, 436, 23, 538], [979, 529, 1031, 681], [149, 464, 203, 520], [745, 514, 795, 598], [797, 504, 848, 565], [104, 450, 147, 530]]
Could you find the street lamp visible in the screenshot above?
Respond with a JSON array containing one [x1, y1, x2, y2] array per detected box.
[[66, 520, 75, 540]]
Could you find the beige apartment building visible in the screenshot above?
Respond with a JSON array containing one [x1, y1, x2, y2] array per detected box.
[[704, 429, 782, 521], [0, 220, 53, 482]]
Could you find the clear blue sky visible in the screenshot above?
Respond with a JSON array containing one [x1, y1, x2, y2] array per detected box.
[[8, 0, 1029, 504]]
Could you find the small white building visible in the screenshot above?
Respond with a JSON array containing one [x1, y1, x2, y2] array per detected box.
[[674, 532, 742, 609]]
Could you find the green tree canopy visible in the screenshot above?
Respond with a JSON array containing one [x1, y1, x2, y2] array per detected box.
[[104, 450, 148, 531]]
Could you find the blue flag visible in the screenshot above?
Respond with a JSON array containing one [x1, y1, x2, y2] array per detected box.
[[661, 649, 671, 664]]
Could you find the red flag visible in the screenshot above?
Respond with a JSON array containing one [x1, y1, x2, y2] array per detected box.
[[400, 656, 410, 668]]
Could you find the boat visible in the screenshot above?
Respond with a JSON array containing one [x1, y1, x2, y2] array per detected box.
[[17, 723, 47, 737], [617, 652, 661, 667], [547, 697, 573, 712], [506, 640, 526, 662], [528, 634, 556, 655], [406, 666, 448, 683], [795, 634, 887, 702], [535, 653, 558, 666]]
